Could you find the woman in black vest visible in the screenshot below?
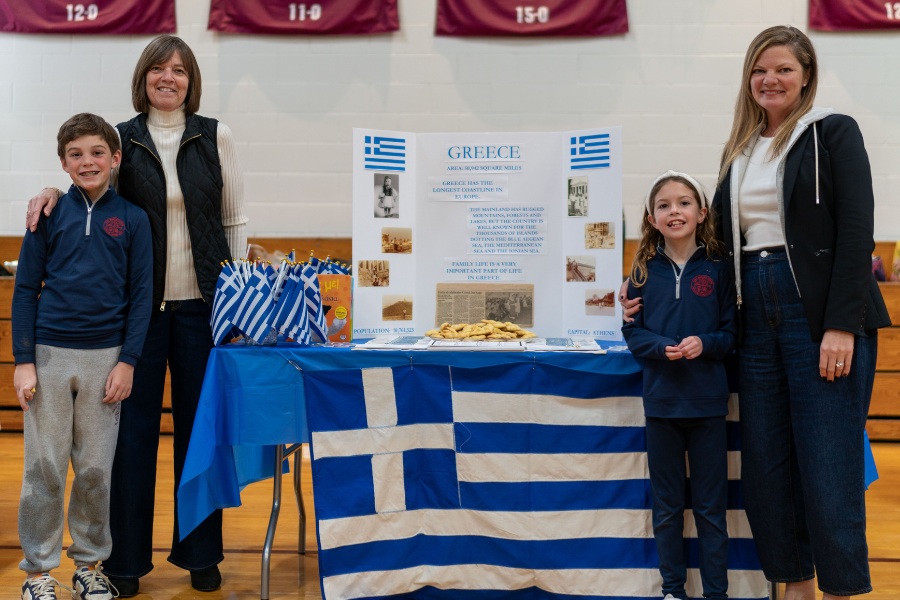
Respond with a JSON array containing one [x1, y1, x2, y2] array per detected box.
[[26, 35, 247, 597]]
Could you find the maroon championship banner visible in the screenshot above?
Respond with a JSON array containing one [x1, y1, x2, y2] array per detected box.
[[208, 0, 399, 34], [436, 0, 628, 37], [0, 0, 175, 34], [810, 0, 900, 30]]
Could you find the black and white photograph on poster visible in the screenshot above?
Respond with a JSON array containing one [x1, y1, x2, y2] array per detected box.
[[383, 295, 413, 321], [381, 227, 412, 254], [358, 259, 390, 287], [566, 255, 596, 282], [485, 291, 533, 326], [567, 176, 588, 217], [584, 222, 615, 249], [585, 289, 616, 316], [374, 173, 400, 218]]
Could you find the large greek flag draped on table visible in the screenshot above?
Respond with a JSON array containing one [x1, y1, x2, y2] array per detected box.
[[304, 362, 768, 600]]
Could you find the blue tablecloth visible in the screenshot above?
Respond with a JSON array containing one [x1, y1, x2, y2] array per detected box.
[[177, 341, 637, 539], [176, 341, 879, 541]]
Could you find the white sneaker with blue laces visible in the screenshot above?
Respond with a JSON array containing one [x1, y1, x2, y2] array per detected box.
[[71, 566, 115, 600], [21, 573, 61, 600]]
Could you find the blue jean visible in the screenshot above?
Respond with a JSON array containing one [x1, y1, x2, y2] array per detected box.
[[738, 252, 875, 596], [105, 299, 223, 577], [646, 416, 729, 600]]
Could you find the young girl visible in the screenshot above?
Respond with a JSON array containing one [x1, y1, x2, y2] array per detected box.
[[378, 175, 397, 217], [622, 171, 737, 600]]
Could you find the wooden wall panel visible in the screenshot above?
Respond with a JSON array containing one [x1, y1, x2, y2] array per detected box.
[[0, 319, 11, 363], [876, 328, 900, 372], [871, 373, 900, 416]]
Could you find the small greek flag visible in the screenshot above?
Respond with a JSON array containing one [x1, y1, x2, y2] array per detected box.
[[232, 263, 274, 344], [365, 135, 406, 172], [570, 133, 611, 170], [301, 260, 328, 343], [210, 261, 243, 346], [271, 265, 311, 345]]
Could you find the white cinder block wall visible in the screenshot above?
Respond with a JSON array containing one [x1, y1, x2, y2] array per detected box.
[[1, 0, 899, 240]]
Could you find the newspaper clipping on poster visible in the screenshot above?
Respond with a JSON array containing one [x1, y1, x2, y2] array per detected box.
[[435, 283, 535, 328]]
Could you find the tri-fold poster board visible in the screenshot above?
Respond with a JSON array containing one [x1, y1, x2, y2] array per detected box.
[[352, 126, 624, 340]]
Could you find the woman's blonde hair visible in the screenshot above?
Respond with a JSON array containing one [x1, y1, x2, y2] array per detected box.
[[131, 35, 202, 115], [718, 25, 818, 182], [630, 174, 724, 288]]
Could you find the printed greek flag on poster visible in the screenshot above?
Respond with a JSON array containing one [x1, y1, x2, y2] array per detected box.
[[364, 134, 407, 171], [570, 133, 611, 170], [304, 362, 768, 600]]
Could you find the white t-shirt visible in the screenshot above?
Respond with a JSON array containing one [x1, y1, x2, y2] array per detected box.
[[739, 136, 786, 251]]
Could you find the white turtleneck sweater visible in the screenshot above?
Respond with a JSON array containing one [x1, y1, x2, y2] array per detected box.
[[144, 107, 248, 301]]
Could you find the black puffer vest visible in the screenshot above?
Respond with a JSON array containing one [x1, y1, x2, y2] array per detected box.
[[116, 113, 231, 307]]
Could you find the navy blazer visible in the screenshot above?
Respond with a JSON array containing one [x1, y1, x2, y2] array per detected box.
[[713, 112, 890, 341]]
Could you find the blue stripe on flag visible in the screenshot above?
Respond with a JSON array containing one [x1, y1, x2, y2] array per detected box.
[[451, 362, 641, 398], [320, 535, 761, 575], [460, 480, 651, 511], [455, 423, 645, 453], [460, 480, 746, 512], [571, 163, 610, 170], [323, 536, 657, 574]]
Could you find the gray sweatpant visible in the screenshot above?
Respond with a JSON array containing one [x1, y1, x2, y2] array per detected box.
[[19, 344, 122, 573]]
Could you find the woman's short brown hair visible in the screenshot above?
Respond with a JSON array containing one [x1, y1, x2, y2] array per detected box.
[[131, 35, 202, 115]]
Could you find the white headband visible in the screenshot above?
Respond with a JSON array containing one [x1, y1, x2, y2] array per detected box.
[[645, 170, 709, 215]]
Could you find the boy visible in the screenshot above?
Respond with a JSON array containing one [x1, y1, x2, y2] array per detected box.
[[12, 113, 152, 600]]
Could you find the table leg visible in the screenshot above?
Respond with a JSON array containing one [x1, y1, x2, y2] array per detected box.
[[261, 443, 307, 599], [293, 447, 307, 555], [261, 444, 285, 600]]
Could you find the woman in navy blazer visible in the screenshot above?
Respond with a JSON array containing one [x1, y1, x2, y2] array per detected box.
[[712, 26, 890, 600]]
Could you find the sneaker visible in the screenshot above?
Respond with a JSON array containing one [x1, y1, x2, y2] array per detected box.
[[663, 595, 678, 600], [71, 566, 114, 599], [22, 574, 61, 600]]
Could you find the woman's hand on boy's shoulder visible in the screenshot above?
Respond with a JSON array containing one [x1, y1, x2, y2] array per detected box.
[[26, 188, 61, 232]]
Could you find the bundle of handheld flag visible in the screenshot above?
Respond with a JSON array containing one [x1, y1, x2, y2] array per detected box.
[[210, 251, 351, 346]]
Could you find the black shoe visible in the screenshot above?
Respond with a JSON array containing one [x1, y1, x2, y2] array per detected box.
[[190, 565, 222, 592], [107, 575, 140, 598]]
